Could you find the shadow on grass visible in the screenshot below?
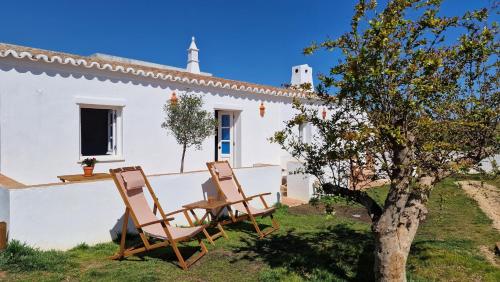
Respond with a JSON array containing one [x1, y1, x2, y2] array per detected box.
[[222, 219, 275, 236], [231, 222, 375, 281], [110, 232, 204, 266]]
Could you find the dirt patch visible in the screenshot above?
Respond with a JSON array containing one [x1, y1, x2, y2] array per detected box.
[[356, 178, 390, 190], [457, 181, 500, 232], [479, 245, 499, 267], [0, 271, 6, 279], [288, 203, 372, 223]]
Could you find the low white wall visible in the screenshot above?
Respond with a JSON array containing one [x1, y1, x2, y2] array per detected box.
[[7, 165, 281, 250], [286, 161, 316, 202]]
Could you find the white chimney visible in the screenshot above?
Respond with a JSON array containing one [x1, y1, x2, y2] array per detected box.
[[290, 64, 313, 89], [186, 36, 200, 74]]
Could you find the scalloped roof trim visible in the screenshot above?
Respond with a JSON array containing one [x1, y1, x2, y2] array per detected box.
[[0, 43, 309, 98]]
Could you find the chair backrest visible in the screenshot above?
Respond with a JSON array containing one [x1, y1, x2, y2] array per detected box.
[[110, 167, 161, 228], [207, 161, 246, 202]]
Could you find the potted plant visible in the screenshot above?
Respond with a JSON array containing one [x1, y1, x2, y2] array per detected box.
[[81, 157, 97, 177]]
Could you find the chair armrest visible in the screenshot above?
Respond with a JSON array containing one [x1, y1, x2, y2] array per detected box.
[[245, 192, 272, 200], [248, 192, 272, 209], [226, 192, 271, 205], [166, 208, 197, 226], [227, 199, 248, 205], [165, 208, 189, 217], [138, 218, 174, 228], [228, 193, 271, 205]]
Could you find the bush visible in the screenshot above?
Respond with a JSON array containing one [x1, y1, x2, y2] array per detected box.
[[0, 240, 72, 272], [72, 243, 89, 250]]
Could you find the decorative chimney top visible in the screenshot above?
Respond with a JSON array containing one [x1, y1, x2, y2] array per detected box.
[[290, 64, 313, 90], [186, 36, 200, 74]]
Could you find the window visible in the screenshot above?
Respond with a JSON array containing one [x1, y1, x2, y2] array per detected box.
[[80, 107, 122, 158], [220, 114, 231, 155], [298, 123, 305, 142], [299, 123, 311, 144]]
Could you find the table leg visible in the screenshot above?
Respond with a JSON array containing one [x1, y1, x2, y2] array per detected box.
[[189, 210, 202, 224], [183, 210, 195, 227], [190, 209, 215, 245], [217, 222, 228, 239], [212, 207, 229, 239]]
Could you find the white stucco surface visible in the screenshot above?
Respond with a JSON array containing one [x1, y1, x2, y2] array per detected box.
[[286, 161, 316, 202], [0, 57, 298, 185], [6, 165, 281, 250]]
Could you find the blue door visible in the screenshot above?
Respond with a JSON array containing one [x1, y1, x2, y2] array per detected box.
[[218, 112, 233, 165]]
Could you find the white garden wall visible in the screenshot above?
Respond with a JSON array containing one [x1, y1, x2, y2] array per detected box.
[[5, 165, 281, 250], [286, 161, 316, 202]]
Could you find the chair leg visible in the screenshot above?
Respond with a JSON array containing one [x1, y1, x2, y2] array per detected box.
[[170, 241, 188, 270], [247, 213, 265, 239], [259, 214, 280, 237], [271, 214, 280, 230], [112, 208, 129, 260], [173, 237, 208, 270], [184, 237, 209, 269], [198, 238, 208, 254], [202, 228, 216, 245]]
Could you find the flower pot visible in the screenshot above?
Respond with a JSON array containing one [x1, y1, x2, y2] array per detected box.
[[83, 166, 94, 177]]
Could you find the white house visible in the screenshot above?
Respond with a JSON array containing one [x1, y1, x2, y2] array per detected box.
[[0, 38, 323, 249], [0, 37, 316, 185]]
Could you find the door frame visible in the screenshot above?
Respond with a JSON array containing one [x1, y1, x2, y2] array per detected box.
[[214, 109, 241, 167], [217, 111, 234, 166]]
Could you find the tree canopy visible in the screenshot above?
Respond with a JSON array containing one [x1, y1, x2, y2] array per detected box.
[[162, 92, 217, 172], [272, 0, 498, 280]]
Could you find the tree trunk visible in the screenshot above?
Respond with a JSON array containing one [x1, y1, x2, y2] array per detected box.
[[373, 206, 422, 282], [180, 144, 186, 173], [372, 141, 424, 282]]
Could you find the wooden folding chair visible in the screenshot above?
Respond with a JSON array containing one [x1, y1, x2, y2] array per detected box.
[[206, 161, 280, 238], [110, 166, 208, 270]]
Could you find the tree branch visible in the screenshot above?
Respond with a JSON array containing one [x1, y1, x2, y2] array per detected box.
[[322, 183, 383, 222]]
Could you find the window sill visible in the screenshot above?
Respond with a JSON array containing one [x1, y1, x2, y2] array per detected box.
[[79, 155, 125, 163]]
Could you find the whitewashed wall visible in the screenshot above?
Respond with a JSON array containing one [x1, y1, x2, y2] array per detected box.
[[286, 161, 316, 202], [5, 165, 281, 250], [0, 57, 297, 184]]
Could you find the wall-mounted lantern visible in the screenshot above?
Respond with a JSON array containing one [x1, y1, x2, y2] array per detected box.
[[259, 102, 266, 117], [322, 108, 327, 120], [170, 91, 178, 104]]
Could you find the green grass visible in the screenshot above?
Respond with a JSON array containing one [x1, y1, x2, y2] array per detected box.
[[405, 178, 500, 282], [0, 241, 73, 273], [1, 178, 499, 281]]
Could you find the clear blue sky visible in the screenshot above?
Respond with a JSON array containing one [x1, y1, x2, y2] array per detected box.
[[0, 0, 492, 87]]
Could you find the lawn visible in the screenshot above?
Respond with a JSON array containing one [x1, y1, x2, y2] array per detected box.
[[0, 178, 499, 281]]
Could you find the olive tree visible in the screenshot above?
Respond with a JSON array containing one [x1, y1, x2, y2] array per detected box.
[[162, 92, 217, 173], [272, 0, 499, 280]]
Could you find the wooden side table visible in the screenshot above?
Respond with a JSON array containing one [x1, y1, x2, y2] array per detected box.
[[183, 199, 230, 245], [57, 173, 111, 183]]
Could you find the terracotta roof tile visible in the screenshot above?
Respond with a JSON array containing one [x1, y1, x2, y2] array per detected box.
[[0, 43, 310, 98]]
